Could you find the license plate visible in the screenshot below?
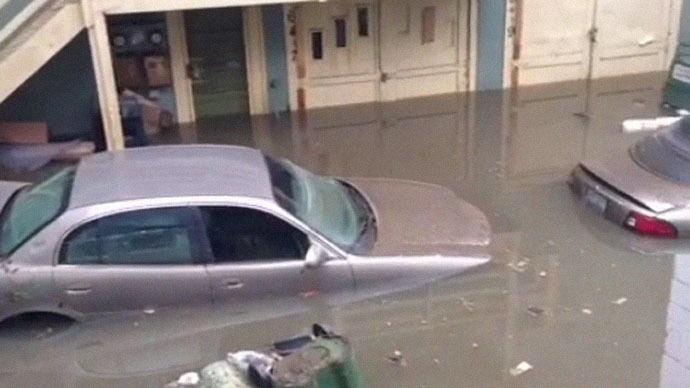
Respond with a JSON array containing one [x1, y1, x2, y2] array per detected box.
[[584, 189, 607, 215], [672, 63, 690, 84]]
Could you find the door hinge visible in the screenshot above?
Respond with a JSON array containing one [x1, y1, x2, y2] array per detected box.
[[588, 27, 598, 43]]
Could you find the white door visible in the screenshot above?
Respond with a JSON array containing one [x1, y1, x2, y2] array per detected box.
[[589, 0, 672, 78], [379, 0, 468, 101], [298, 1, 379, 108], [513, 0, 674, 86], [513, 0, 596, 85]]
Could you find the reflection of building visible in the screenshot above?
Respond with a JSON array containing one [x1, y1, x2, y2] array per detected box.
[[660, 255, 690, 387]]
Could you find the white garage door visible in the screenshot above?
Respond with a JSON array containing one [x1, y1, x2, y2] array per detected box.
[[296, 0, 469, 108], [514, 0, 674, 86]]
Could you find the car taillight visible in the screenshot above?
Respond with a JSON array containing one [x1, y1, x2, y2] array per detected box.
[[624, 212, 677, 238]]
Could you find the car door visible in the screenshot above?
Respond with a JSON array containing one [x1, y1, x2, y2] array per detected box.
[[200, 206, 354, 321], [53, 207, 212, 317]]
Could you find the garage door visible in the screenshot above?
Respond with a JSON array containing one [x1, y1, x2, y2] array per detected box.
[[296, 0, 469, 108], [513, 0, 674, 86]]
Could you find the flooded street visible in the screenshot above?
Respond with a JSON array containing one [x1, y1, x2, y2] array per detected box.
[[1, 72, 687, 387]]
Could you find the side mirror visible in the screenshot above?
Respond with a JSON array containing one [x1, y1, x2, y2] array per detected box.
[[304, 244, 329, 269]]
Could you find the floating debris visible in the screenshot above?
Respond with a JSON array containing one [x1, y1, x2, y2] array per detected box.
[[509, 361, 533, 377], [546, 240, 556, 246], [387, 350, 407, 367], [539, 271, 547, 278], [526, 306, 545, 318], [432, 358, 440, 365], [472, 343, 479, 349], [177, 372, 200, 386], [143, 308, 155, 315], [611, 297, 628, 305], [581, 308, 593, 315], [460, 297, 475, 312], [507, 262, 526, 273], [420, 319, 428, 325], [385, 321, 392, 327]]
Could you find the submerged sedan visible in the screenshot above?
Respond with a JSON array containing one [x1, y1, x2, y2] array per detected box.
[[571, 115, 690, 238], [0, 145, 490, 323]]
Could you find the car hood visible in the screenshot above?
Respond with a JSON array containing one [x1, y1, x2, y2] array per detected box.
[[580, 153, 690, 214], [343, 177, 491, 257], [0, 181, 27, 211]]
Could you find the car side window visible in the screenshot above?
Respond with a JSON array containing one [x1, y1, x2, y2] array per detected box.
[[201, 207, 309, 263], [60, 207, 201, 265]]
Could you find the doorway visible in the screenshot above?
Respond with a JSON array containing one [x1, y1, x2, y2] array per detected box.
[[184, 7, 250, 118]]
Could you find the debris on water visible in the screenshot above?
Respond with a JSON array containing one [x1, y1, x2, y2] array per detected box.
[[526, 306, 545, 318], [143, 308, 155, 315], [612, 297, 628, 305], [387, 350, 407, 367], [300, 290, 319, 299], [472, 343, 479, 349], [385, 321, 392, 327], [442, 316, 448, 322], [420, 319, 428, 325], [133, 321, 139, 327], [539, 271, 547, 278], [546, 240, 556, 246], [509, 361, 533, 376], [35, 327, 54, 340], [433, 358, 440, 365], [574, 112, 591, 119], [622, 116, 681, 132], [507, 262, 526, 273], [177, 372, 200, 386], [581, 308, 593, 315], [460, 297, 475, 312]]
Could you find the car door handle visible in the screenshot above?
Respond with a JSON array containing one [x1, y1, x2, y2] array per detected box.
[[223, 279, 244, 289], [66, 288, 92, 296]]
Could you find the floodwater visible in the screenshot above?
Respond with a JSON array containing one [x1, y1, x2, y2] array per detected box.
[[1, 72, 688, 387]]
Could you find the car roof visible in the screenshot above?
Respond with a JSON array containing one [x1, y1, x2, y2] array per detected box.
[[68, 145, 274, 209]]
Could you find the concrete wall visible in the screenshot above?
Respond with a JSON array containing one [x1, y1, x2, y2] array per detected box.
[[0, 30, 99, 142], [477, 0, 506, 90]]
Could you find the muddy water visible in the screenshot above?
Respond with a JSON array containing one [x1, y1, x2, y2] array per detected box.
[[1, 72, 687, 387]]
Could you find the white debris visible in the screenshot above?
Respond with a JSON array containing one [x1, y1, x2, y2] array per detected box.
[[612, 297, 628, 305], [622, 117, 681, 133], [582, 308, 593, 315], [509, 361, 533, 377], [472, 343, 479, 349], [507, 262, 526, 273], [539, 271, 547, 278], [420, 320, 428, 325], [387, 350, 407, 367], [385, 321, 392, 327], [677, 109, 690, 116], [177, 372, 200, 386], [433, 358, 440, 365], [460, 298, 475, 312], [143, 308, 155, 315]]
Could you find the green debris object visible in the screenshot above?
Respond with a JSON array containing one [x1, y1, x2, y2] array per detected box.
[[272, 337, 364, 388], [664, 44, 690, 110]]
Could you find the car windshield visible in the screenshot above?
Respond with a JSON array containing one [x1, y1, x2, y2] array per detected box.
[[264, 156, 368, 251], [630, 116, 690, 184], [0, 166, 76, 257]]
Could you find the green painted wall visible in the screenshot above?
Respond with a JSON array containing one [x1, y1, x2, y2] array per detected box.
[[0, 30, 100, 142]]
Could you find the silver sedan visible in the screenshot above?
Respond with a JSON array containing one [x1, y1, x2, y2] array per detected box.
[[571, 115, 690, 238], [0, 145, 490, 322]]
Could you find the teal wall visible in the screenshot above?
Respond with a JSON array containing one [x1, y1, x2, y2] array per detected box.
[[0, 31, 99, 142], [681, 0, 690, 46], [263, 4, 290, 113], [477, 0, 506, 90]]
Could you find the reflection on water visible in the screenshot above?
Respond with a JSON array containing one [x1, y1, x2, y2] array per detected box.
[[2, 72, 687, 387]]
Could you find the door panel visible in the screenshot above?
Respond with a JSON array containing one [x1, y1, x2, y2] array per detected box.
[[207, 259, 354, 321], [54, 265, 211, 316], [299, 1, 379, 108], [379, 0, 467, 100], [515, 0, 595, 85], [185, 8, 249, 117], [590, 0, 671, 78]]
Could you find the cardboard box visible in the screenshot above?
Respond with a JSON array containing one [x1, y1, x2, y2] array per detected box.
[[113, 57, 146, 89], [144, 56, 172, 87], [0, 122, 49, 144]]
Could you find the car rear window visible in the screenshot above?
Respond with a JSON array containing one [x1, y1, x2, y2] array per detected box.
[[0, 167, 76, 257], [631, 116, 690, 184]]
